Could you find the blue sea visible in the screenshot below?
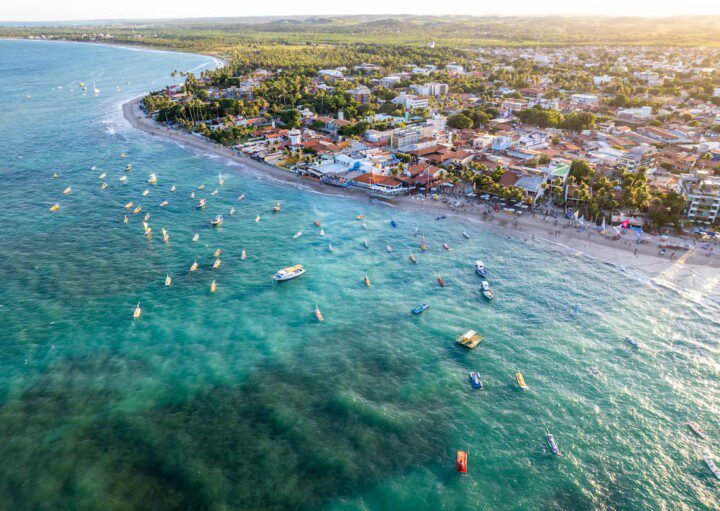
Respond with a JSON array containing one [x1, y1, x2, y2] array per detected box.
[[0, 39, 719, 510]]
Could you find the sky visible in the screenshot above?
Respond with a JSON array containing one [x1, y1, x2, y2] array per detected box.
[[2, 0, 720, 22]]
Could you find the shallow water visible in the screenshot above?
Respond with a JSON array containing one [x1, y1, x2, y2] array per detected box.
[[0, 39, 719, 510]]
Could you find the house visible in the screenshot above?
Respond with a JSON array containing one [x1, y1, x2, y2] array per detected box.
[[349, 172, 408, 196], [379, 76, 401, 88], [346, 85, 372, 104]]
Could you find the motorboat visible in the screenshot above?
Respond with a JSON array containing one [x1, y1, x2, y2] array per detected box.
[[481, 281, 494, 300], [241, 249, 246, 260], [133, 302, 141, 319], [214, 248, 221, 258], [147, 173, 157, 184], [190, 191, 195, 199], [364, 275, 371, 287], [132, 206, 141, 214], [101, 182, 108, 190], [49, 203, 60, 212], [237, 194, 245, 201], [63, 186, 71, 194], [229, 207, 235, 216], [703, 453, 720, 480], [390, 220, 397, 228], [210, 280, 217, 293], [213, 259, 221, 269], [456, 451, 467, 473], [165, 274, 171, 286], [469, 372, 483, 389], [123, 215, 128, 223], [362, 239, 369, 248], [315, 304, 324, 322], [386, 244, 393, 253], [211, 215, 223, 227], [462, 232, 470, 239], [474, 261, 488, 277], [516, 372, 529, 390], [142, 189, 149, 196], [412, 303, 429, 315], [211, 189, 219, 196], [159, 200, 169, 207], [170, 185, 176, 192], [197, 198, 206, 209], [273, 203, 281, 212], [688, 421, 708, 439], [546, 434, 560, 455], [119, 175, 127, 184], [319, 229, 325, 236], [273, 265, 306, 281], [314, 219, 321, 227], [437, 276, 445, 287], [625, 336, 639, 349], [443, 243, 451, 251], [192, 233, 199, 242], [356, 215, 363, 221], [98, 172, 106, 180], [255, 215, 260, 223]]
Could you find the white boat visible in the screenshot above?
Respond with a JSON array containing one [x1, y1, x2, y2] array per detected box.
[[148, 173, 157, 184], [237, 194, 245, 201], [62, 186, 71, 195], [362, 221, 368, 230], [119, 175, 127, 184], [192, 233, 199, 242], [319, 229, 325, 236], [386, 244, 393, 253], [211, 189, 218, 196], [190, 191, 195, 199], [688, 421, 707, 439], [218, 173, 224, 186], [481, 281, 494, 300], [273, 265, 305, 281], [142, 189, 149, 196], [474, 261, 489, 277], [241, 249, 246, 260], [703, 453, 720, 480], [132, 302, 141, 319], [293, 230, 303, 239], [159, 200, 169, 207], [197, 198, 206, 209], [98, 172, 106, 179], [462, 231, 470, 239], [125, 164, 132, 172], [165, 274, 171, 286], [229, 207, 235, 216], [443, 243, 451, 251], [255, 215, 260, 223], [170, 185, 176, 192], [328, 243, 334, 252], [211, 215, 223, 227]]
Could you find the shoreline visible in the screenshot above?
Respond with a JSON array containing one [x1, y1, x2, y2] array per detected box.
[[121, 97, 720, 282]]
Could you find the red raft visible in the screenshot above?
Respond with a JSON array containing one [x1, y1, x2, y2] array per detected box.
[[456, 450, 467, 473]]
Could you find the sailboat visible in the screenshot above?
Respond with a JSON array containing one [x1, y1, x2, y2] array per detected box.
[[328, 243, 334, 252], [211, 189, 219, 196], [409, 250, 417, 264], [213, 259, 221, 269], [241, 249, 246, 260], [92, 82, 100, 95], [142, 222, 151, 236], [98, 172, 106, 179], [133, 302, 141, 319], [124, 201, 134, 210], [362, 221, 368, 230], [143, 212, 150, 221], [443, 243, 451, 251], [192, 233, 199, 242], [125, 164, 132, 172], [599, 217, 606, 235], [420, 233, 427, 251], [119, 175, 127, 184], [189, 260, 198, 273], [190, 191, 195, 199], [315, 303, 324, 322], [62, 186, 71, 194], [132, 206, 141, 214], [165, 274, 172, 286], [53, 172, 59, 179], [123, 215, 129, 223], [210, 280, 217, 293]]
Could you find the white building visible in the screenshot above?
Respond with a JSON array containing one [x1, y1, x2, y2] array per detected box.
[[379, 76, 401, 88], [445, 63, 465, 75], [410, 82, 448, 97], [678, 171, 720, 225], [394, 92, 429, 110], [570, 94, 599, 108], [593, 75, 612, 86]]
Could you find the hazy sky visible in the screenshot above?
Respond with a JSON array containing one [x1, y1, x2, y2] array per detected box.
[[2, 0, 720, 22]]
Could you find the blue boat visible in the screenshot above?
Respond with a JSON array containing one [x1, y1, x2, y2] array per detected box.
[[546, 434, 560, 455], [474, 261, 489, 277], [469, 372, 483, 389], [412, 303, 430, 315], [390, 219, 397, 228]]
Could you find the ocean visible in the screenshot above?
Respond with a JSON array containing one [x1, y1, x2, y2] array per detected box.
[[0, 38, 718, 510]]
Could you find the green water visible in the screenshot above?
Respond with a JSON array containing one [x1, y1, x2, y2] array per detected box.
[[0, 39, 718, 510]]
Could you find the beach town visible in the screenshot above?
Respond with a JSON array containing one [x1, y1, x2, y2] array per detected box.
[[132, 44, 720, 273]]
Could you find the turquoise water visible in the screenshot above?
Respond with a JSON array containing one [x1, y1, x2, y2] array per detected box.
[[1, 39, 719, 510]]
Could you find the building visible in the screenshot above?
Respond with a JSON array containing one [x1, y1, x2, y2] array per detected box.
[[445, 64, 465, 75], [346, 85, 372, 104], [394, 92, 429, 110], [569, 94, 599, 108], [615, 106, 653, 124], [619, 144, 657, 172], [380, 76, 401, 88], [410, 82, 449, 97], [678, 171, 720, 225]]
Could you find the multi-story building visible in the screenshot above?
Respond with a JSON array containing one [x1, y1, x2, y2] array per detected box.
[[678, 171, 720, 225]]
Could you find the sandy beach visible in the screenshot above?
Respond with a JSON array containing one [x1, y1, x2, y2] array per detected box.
[[122, 97, 720, 288]]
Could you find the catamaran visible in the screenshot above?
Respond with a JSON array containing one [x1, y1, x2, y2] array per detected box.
[[273, 265, 305, 281], [469, 372, 483, 389]]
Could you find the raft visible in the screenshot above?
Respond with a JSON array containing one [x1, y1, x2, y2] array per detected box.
[[456, 330, 483, 349]]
